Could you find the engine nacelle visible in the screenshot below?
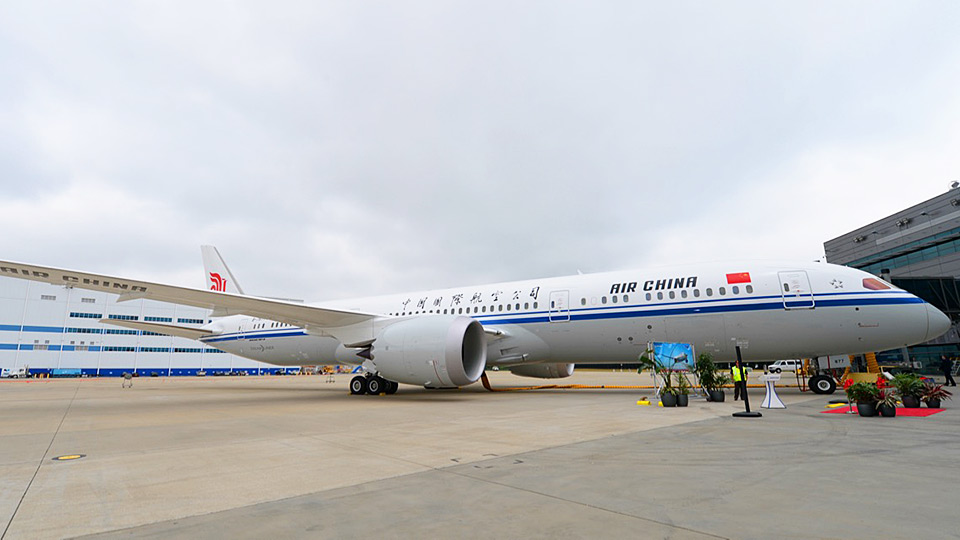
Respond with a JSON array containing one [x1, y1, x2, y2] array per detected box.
[[371, 316, 487, 387], [509, 363, 575, 379]]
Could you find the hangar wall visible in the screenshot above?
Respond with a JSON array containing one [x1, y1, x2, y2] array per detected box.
[[0, 278, 293, 376]]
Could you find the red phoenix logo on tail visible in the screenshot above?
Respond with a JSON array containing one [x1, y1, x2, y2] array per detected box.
[[209, 272, 227, 292]]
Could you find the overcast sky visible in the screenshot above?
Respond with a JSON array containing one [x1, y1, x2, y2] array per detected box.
[[1, 1, 959, 301]]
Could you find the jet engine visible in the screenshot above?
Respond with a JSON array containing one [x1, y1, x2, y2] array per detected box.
[[509, 363, 575, 379], [370, 316, 487, 388]]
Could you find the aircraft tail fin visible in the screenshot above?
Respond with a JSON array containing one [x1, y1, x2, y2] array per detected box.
[[201, 245, 245, 295]]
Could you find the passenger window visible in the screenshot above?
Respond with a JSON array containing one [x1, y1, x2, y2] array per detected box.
[[706, 288, 713, 297], [732, 286, 739, 294], [515, 303, 520, 310], [524, 303, 529, 310], [645, 293, 652, 301], [498, 305, 503, 312], [784, 283, 790, 292], [669, 291, 675, 299], [551, 301, 555, 308], [507, 304, 511, 311], [612, 295, 618, 304], [581, 298, 586, 306], [719, 287, 726, 295], [681, 290, 688, 298], [746, 285, 754, 294], [601, 296, 607, 304], [693, 289, 700, 297], [623, 294, 629, 302], [657, 292, 664, 300], [482, 306, 487, 313]]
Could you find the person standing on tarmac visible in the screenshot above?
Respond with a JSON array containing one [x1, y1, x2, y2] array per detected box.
[[731, 364, 748, 401], [941, 355, 957, 387]]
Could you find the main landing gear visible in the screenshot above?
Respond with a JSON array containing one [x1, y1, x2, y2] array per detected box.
[[350, 374, 399, 395]]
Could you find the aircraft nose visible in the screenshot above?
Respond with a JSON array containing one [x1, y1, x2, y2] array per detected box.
[[926, 304, 951, 341]]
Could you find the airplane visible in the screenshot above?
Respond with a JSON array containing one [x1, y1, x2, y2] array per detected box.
[[0, 250, 950, 396]]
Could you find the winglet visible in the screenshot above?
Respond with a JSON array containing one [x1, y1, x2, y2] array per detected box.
[[201, 245, 245, 294]]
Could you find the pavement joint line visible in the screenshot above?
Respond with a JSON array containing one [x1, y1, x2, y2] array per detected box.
[[81, 419, 732, 539], [440, 465, 730, 539], [2, 383, 81, 540]]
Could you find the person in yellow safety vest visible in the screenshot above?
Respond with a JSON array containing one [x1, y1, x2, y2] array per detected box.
[[731, 364, 748, 401]]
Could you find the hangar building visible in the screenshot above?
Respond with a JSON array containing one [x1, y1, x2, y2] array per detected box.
[[0, 278, 291, 376]]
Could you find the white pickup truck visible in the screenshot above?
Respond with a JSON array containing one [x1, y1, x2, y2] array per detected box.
[[0, 366, 29, 379]]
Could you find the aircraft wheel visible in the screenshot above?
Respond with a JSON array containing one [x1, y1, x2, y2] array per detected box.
[[809, 376, 836, 394], [385, 381, 399, 394], [366, 376, 385, 395], [350, 376, 367, 395]]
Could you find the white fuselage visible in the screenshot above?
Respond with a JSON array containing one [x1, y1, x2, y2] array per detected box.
[[199, 261, 948, 369]]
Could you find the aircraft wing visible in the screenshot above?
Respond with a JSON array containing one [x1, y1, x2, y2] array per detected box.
[[0, 260, 377, 331]]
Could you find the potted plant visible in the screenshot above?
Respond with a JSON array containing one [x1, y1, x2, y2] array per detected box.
[[639, 353, 677, 407], [675, 370, 691, 407], [892, 373, 925, 408], [710, 373, 731, 402], [659, 385, 678, 407], [694, 352, 728, 402], [876, 389, 898, 417], [845, 381, 880, 417], [921, 381, 953, 408]]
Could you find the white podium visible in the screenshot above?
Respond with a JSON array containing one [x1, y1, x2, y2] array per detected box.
[[760, 373, 786, 409]]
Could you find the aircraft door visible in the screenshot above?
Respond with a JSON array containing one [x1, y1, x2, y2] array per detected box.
[[548, 290, 570, 322], [778, 271, 815, 309]]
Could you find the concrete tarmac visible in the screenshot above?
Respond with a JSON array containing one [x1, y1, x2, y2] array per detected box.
[[1, 372, 957, 539]]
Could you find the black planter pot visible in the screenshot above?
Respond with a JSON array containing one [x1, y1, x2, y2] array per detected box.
[[677, 394, 689, 407], [879, 403, 897, 417], [660, 393, 678, 407], [708, 390, 726, 402], [902, 395, 921, 408], [926, 398, 942, 408], [856, 401, 878, 417]]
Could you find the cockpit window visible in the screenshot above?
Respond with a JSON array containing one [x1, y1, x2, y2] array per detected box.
[[862, 278, 891, 290]]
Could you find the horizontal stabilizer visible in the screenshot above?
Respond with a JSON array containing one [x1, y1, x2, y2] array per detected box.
[[99, 319, 215, 341]]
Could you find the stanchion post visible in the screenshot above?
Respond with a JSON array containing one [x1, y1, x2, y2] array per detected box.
[[733, 344, 762, 418]]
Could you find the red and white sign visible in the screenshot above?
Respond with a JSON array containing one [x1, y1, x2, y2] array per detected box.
[[726, 272, 751, 284], [209, 272, 227, 292]]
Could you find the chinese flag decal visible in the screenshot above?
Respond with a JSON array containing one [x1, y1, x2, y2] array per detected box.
[[726, 272, 751, 284]]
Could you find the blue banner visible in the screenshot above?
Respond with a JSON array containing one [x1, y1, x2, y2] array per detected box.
[[652, 341, 695, 370]]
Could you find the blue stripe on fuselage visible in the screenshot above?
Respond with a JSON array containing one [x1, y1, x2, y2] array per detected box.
[[200, 293, 925, 344]]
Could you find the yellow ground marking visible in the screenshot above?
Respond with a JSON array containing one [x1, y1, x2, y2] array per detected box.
[[52, 454, 86, 461]]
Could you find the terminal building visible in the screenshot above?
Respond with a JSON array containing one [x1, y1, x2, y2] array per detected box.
[[825, 187, 960, 371], [0, 278, 292, 376]]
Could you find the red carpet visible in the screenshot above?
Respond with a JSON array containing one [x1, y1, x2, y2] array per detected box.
[[821, 407, 944, 417]]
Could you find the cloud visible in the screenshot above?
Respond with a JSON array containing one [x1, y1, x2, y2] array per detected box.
[[1, 1, 959, 302]]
